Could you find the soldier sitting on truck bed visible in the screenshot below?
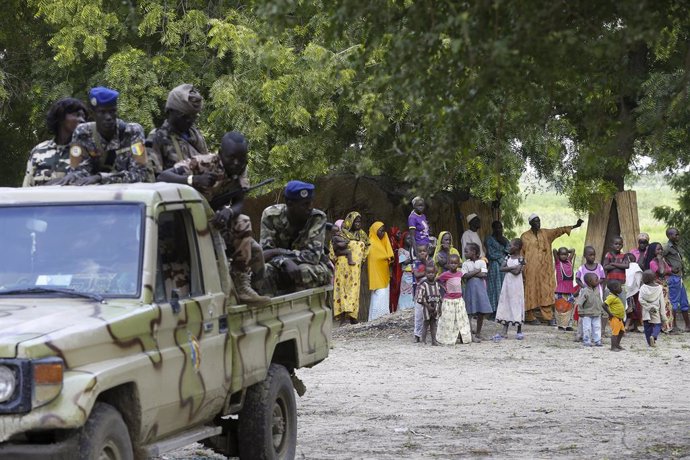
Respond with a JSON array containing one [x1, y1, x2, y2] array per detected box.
[[146, 83, 208, 178], [257, 180, 332, 295], [157, 131, 269, 303], [52, 86, 150, 185]]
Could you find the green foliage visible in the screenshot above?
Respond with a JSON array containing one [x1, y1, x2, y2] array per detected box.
[[4, 0, 690, 239]]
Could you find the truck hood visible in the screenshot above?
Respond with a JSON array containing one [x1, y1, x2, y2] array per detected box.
[[0, 299, 142, 359]]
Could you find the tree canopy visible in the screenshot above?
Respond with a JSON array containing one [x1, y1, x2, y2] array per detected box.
[[2, 1, 690, 229]]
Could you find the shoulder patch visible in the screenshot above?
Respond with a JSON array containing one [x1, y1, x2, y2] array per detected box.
[[70, 145, 83, 157], [131, 142, 145, 156]]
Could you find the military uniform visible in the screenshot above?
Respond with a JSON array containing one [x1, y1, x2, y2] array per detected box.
[[69, 120, 149, 184], [259, 204, 332, 293], [147, 121, 209, 176], [22, 140, 70, 187], [172, 154, 260, 275]]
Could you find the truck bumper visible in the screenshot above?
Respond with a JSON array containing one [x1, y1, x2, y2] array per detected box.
[[0, 431, 79, 460]]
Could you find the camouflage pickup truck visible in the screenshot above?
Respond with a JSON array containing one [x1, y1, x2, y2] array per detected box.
[[0, 183, 332, 460]]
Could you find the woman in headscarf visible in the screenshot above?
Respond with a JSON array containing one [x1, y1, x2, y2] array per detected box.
[[332, 213, 369, 324], [485, 220, 510, 312], [397, 231, 417, 310], [433, 231, 461, 273], [368, 221, 394, 321], [388, 226, 404, 313]]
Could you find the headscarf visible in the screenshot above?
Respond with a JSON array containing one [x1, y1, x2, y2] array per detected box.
[[388, 226, 403, 251], [166, 83, 203, 115], [638, 232, 650, 242], [433, 230, 461, 272], [334, 219, 344, 231], [341, 211, 369, 245], [367, 221, 394, 290]]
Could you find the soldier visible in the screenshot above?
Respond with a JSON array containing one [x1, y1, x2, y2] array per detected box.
[[54, 86, 149, 185], [23, 97, 87, 187], [258, 180, 332, 295], [147, 83, 208, 178], [158, 131, 268, 303]]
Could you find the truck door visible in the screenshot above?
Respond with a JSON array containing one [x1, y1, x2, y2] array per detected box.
[[149, 206, 226, 437]]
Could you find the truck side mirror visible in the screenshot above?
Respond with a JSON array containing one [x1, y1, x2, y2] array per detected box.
[[171, 289, 181, 314]]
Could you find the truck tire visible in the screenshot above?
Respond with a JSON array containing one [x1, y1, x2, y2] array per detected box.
[[238, 363, 297, 460], [78, 402, 133, 460]]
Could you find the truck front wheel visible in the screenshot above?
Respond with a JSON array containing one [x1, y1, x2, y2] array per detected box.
[[238, 363, 297, 460], [78, 402, 133, 460]]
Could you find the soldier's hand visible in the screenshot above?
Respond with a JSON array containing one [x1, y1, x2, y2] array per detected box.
[[192, 172, 216, 190], [283, 259, 301, 281], [48, 173, 78, 186], [212, 207, 235, 228], [74, 175, 102, 186]]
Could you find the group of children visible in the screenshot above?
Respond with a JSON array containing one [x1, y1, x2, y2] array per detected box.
[[411, 231, 677, 351], [551, 236, 672, 351]]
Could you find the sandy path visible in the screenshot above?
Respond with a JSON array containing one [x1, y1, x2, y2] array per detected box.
[[165, 310, 690, 459]]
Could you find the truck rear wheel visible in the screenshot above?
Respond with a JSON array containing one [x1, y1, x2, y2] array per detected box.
[[238, 363, 296, 460], [78, 402, 133, 460]]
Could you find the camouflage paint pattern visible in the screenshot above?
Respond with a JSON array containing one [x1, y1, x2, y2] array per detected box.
[[0, 183, 331, 447]]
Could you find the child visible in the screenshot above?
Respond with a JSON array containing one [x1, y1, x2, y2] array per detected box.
[[397, 233, 417, 310], [643, 242, 674, 333], [575, 246, 606, 341], [413, 244, 430, 342], [603, 236, 629, 300], [462, 242, 493, 342], [553, 247, 577, 331], [639, 270, 666, 347], [415, 265, 442, 345], [331, 226, 355, 265], [436, 254, 472, 345], [576, 272, 605, 346], [624, 252, 643, 333], [494, 238, 525, 341], [604, 280, 625, 352]]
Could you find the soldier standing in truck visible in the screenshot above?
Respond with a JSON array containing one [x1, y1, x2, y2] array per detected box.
[[147, 83, 208, 178], [53, 86, 149, 185], [158, 131, 268, 303], [258, 180, 332, 295]]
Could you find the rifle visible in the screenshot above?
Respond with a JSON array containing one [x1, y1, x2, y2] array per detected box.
[[209, 177, 275, 211]]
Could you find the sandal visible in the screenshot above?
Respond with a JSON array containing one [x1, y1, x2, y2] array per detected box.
[[516, 333, 524, 340], [491, 334, 504, 342]]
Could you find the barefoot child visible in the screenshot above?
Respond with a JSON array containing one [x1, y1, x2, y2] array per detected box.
[[639, 270, 666, 347], [575, 246, 606, 341], [603, 236, 629, 335], [624, 252, 643, 333], [604, 280, 625, 351], [413, 244, 431, 342], [436, 254, 472, 345], [553, 247, 577, 331], [494, 239, 525, 341], [576, 273, 605, 346], [462, 242, 493, 342], [415, 265, 442, 345]]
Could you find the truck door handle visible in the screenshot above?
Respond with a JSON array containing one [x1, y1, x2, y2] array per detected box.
[[171, 289, 181, 314]]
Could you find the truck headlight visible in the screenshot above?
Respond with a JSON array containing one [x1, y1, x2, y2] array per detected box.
[[32, 358, 63, 408], [0, 366, 17, 403]]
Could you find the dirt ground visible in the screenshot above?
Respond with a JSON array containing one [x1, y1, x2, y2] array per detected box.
[[164, 309, 690, 459]]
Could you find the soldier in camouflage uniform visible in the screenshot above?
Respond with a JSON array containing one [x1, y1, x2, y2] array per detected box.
[[53, 87, 149, 185], [259, 181, 332, 295], [158, 132, 268, 303], [147, 83, 208, 178], [22, 98, 87, 187]]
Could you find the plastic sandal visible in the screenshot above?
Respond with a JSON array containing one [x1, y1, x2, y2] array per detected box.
[[516, 333, 524, 340], [491, 334, 503, 342]]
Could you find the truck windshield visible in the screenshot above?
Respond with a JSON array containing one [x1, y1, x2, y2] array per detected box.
[[0, 203, 143, 298]]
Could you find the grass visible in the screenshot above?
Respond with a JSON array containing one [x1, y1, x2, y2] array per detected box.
[[518, 176, 678, 261]]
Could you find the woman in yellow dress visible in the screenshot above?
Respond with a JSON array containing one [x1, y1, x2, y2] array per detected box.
[[332, 212, 369, 324]]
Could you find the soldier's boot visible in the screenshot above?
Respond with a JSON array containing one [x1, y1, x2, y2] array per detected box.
[[234, 270, 270, 304]]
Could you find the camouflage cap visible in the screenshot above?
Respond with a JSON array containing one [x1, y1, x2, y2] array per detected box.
[[165, 84, 203, 115]]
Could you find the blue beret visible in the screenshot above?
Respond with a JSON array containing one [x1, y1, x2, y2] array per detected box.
[[89, 86, 119, 107], [284, 180, 315, 200]]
